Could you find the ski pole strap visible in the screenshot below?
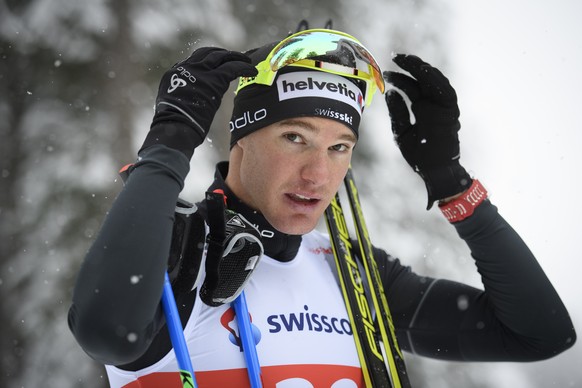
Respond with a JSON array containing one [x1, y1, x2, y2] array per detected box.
[[205, 190, 227, 258], [199, 190, 264, 307]]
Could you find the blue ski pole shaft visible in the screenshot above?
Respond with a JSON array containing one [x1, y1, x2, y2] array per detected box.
[[161, 272, 197, 388], [233, 291, 262, 388]]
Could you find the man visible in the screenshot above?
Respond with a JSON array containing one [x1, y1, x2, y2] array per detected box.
[[68, 27, 575, 387]]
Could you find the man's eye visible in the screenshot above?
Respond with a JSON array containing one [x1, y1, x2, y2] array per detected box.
[[330, 144, 350, 152], [284, 133, 302, 143]]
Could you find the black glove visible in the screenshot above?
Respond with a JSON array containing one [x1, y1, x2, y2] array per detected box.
[[200, 191, 264, 307], [140, 47, 258, 159], [384, 54, 472, 209]]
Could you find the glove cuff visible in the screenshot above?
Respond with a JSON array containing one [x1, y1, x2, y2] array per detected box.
[[139, 120, 204, 160], [421, 162, 472, 209], [438, 179, 488, 222]]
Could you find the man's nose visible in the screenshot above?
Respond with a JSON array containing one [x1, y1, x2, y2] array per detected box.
[[300, 151, 330, 186]]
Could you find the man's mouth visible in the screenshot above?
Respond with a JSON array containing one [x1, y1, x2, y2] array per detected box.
[[287, 193, 319, 204]]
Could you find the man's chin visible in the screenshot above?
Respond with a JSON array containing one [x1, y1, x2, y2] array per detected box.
[[269, 215, 320, 236]]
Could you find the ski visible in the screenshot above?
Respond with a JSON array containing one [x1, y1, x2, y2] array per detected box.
[[325, 192, 393, 387], [324, 165, 411, 388], [343, 166, 411, 388]]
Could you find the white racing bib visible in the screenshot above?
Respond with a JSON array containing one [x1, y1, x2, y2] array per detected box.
[[106, 230, 362, 387]]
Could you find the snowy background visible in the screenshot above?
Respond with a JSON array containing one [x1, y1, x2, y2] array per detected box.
[[412, 1, 582, 386], [1, 0, 580, 387], [445, 1, 582, 386]]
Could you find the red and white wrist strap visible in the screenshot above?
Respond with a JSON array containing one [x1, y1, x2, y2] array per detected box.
[[438, 179, 488, 223]]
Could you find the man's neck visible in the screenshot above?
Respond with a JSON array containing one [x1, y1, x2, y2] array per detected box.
[[206, 162, 302, 262]]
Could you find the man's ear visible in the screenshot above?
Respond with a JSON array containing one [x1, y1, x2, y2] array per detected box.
[[235, 137, 247, 150]]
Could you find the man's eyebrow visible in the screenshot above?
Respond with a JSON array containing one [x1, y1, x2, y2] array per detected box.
[[339, 132, 357, 143], [278, 119, 318, 131], [278, 119, 357, 143]]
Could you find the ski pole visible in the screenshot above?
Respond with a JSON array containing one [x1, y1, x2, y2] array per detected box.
[[161, 272, 197, 388], [233, 291, 263, 388]]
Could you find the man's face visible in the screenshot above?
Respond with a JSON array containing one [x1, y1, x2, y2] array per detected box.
[[227, 117, 356, 235]]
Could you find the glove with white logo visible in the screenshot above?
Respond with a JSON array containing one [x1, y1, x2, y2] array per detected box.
[[384, 54, 472, 209], [200, 191, 264, 307], [140, 47, 258, 159]]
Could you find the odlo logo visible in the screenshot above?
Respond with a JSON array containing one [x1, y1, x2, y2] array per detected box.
[[229, 108, 267, 132], [167, 66, 196, 93], [167, 74, 186, 93]]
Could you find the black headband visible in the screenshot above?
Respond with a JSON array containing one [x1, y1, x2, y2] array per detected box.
[[229, 67, 365, 148]]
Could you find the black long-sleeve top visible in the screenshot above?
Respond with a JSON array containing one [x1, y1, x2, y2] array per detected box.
[[68, 144, 576, 369]]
